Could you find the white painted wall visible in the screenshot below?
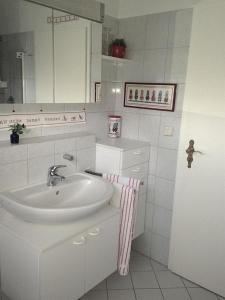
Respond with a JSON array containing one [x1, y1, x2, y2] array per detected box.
[[118, 0, 200, 18]]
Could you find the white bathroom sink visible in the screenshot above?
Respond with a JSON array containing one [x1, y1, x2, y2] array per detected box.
[[0, 173, 113, 224]]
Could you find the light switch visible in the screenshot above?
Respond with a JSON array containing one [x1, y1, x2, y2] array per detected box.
[[164, 126, 174, 136]]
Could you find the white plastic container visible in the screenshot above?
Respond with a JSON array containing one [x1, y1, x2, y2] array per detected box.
[[108, 115, 121, 138]]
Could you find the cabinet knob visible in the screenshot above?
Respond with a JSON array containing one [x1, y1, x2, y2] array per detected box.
[[133, 151, 142, 155], [72, 236, 86, 245], [88, 228, 101, 237], [132, 167, 141, 173]]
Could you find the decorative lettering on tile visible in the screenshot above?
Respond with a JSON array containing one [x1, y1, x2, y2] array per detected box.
[[0, 112, 86, 129]]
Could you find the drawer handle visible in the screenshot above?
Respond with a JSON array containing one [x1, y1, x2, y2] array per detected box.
[[133, 151, 142, 155], [132, 168, 141, 173], [88, 228, 101, 237], [72, 236, 86, 245]]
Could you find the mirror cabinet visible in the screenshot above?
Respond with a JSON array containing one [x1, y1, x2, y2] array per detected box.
[[0, 0, 103, 104]]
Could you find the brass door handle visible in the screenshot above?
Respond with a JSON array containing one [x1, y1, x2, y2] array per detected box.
[[186, 140, 203, 168]]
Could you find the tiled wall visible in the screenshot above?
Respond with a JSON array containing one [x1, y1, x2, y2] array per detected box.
[[111, 9, 193, 265], [0, 133, 96, 192]]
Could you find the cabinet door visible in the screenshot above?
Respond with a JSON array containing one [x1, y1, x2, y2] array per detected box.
[[85, 215, 120, 292], [40, 234, 86, 300]]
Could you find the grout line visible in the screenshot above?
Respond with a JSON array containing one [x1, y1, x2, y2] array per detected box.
[[185, 286, 193, 300], [149, 258, 166, 300], [129, 271, 138, 300]]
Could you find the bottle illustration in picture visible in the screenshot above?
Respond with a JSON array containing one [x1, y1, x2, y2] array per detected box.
[[158, 90, 162, 102], [112, 122, 118, 133], [140, 90, 144, 101], [135, 89, 139, 101], [151, 90, 156, 102], [129, 89, 133, 101], [164, 90, 169, 103], [145, 90, 150, 101]]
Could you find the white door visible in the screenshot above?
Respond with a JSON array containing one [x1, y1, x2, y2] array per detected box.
[[169, 0, 225, 297]]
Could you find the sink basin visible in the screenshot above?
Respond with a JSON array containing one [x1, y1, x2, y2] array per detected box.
[[0, 173, 113, 224]]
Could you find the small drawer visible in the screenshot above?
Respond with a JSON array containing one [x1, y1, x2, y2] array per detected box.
[[121, 146, 150, 169], [121, 163, 148, 194]]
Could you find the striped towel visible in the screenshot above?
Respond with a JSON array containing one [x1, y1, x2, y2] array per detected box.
[[103, 174, 141, 276]]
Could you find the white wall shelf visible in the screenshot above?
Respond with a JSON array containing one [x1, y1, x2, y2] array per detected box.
[[102, 55, 131, 63]]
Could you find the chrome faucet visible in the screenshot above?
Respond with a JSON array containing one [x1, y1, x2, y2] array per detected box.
[[47, 165, 66, 186]]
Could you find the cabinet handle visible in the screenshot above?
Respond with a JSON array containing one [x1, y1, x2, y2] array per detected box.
[[132, 167, 141, 173], [88, 228, 101, 237], [72, 236, 86, 245], [133, 150, 142, 155]]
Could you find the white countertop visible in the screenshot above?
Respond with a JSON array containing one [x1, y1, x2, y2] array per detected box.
[[96, 137, 150, 151]]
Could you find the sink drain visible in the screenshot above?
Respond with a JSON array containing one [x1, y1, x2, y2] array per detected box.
[[56, 191, 60, 195]]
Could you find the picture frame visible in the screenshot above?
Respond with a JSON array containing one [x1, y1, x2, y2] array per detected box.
[[95, 82, 102, 103], [124, 82, 177, 111]]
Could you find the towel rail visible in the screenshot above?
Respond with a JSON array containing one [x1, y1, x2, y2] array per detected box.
[[84, 169, 144, 186]]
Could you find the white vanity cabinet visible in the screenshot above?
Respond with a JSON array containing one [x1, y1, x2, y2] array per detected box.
[[0, 207, 119, 300], [96, 138, 150, 239]]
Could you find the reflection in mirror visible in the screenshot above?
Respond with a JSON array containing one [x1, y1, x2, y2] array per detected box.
[[53, 11, 102, 103], [0, 0, 102, 104], [0, 0, 53, 104]]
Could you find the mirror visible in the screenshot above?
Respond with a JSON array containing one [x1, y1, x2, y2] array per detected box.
[[0, 0, 102, 104]]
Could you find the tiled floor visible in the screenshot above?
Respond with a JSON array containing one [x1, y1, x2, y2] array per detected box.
[[1, 251, 224, 300], [81, 251, 224, 300]]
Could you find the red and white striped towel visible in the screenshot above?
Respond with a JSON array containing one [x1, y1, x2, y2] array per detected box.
[[103, 173, 141, 276]]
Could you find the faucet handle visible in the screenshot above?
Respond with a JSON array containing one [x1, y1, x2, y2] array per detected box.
[[49, 165, 66, 175]]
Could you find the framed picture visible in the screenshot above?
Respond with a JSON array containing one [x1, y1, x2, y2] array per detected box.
[[95, 82, 102, 102], [124, 82, 177, 111]]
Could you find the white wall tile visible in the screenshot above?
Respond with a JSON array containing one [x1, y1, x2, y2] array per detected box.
[[0, 144, 27, 165], [28, 141, 54, 159], [155, 178, 175, 210], [76, 135, 96, 150], [54, 138, 76, 154], [139, 114, 161, 145], [165, 47, 189, 83], [145, 12, 171, 49], [150, 233, 170, 265], [0, 161, 28, 191], [77, 147, 96, 171], [121, 112, 140, 139], [168, 9, 193, 48], [149, 146, 158, 175], [119, 15, 147, 51], [156, 148, 177, 180], [145, 202, 154, 231], [147, 175, 155, 203], [152, 206, 172, 238], [28, 155, 54, 185], [143, 49, 167, 82]]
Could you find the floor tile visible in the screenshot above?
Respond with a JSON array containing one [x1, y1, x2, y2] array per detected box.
[[108, 289, 136, 300], [131, 271, 159, 288], [93, 280, 107, 290], [151, 259, 168, 271], [81, 290, 107, 300], [162, 288, 191, 300], [182, 277, 199, 288], [135, 289, 164, 300], [188, 288, 218, 300], [156, 270, 184, 288], [107, 272, 133, 290], [130, 257, 153, 272], [131, 250, 146, 259]]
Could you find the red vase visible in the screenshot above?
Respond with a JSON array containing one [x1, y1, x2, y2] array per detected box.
[[111, 45, 126, 58]]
